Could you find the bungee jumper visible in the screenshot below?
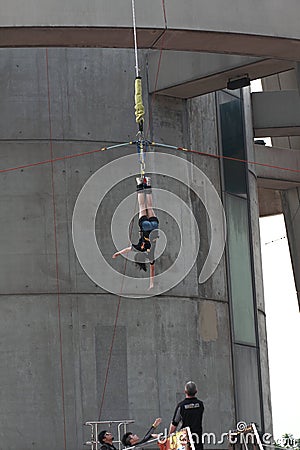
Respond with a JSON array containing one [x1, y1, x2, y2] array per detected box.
[[111, 0, 160, 290], [112, 176, 159, 290], [111, 77, 159, 289]]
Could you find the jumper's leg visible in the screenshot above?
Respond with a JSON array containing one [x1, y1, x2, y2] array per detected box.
[[136, 177, 146, 217], [137, 189, 147, 218], [145, 191, 155, 218], [143, 177, 154, 218]]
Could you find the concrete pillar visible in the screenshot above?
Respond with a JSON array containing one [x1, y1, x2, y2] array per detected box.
[[281, 187, 300, 309]]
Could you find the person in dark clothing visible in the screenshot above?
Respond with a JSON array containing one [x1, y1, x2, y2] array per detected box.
[[169, 381, 204, 450], [112, 176, 159, 290], [122, 417, 162, 448], [98, 430, 118, 450]]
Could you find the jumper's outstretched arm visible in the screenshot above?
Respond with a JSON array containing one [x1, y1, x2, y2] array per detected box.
[[112, 246, 132, 258]]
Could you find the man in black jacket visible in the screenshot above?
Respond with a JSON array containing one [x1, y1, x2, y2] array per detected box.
[[98, 430, 118, 450], [169, 381, 204, 450], [122, 417, 161, 448]]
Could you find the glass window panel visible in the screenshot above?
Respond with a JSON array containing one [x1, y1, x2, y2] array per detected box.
[[226, 194, 256, 345], [219, 92, 247, 195], [234, 344, 262, 425]]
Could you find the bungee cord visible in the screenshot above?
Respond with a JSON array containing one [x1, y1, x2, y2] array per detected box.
[[131, 0, 140, 78], [131, 0, 149, 178], [98, 0, 148, 420]]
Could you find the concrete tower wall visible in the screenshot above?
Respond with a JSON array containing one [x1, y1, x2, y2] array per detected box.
[[1, 0, 300, 42], [0, 48, 246, 450]]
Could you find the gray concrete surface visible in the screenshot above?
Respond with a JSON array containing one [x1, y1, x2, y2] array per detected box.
[[254, 140, 300, 218], [0, 46, 272, 450], [257, 311, 273, 434], [1, 0, 300, 62], [281, 188, 300, 309], [244, 89, 266, 312], [262, 68, 300, 312], [0, 0, 299, 40], [261, 68, 300, 150], [148, 52, 293, 98], [254, 144, 300, 185], [252, 91, 300, 137], [258, 188, 283, 217]]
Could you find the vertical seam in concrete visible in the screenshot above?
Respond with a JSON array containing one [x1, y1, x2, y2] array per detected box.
[[162, 0, 168, 29], [154, 302, 162, 418], [45, 48, 68, 450], [243, 89, 265, 430]]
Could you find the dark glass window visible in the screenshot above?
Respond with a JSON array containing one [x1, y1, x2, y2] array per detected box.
[[219, 92, 247, 195], [218, 89, 262, 429]]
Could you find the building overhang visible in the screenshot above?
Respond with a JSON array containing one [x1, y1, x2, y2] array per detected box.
[[255, 143, 300, 215], [252, 91, 300, 137], [147, 52, 294, 98]]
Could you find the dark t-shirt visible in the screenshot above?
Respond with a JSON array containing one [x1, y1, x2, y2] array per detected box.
[[172, 397, 204, 445], [101, 444, 118, 450], [132, 235, 151, 253], [131, 216, 159, 262]]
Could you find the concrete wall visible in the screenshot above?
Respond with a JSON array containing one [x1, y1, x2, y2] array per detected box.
[[0, 47, 239, 450], [1, 0, 300, 40], [1, 1, 300, 63], [260, 71, 300, 309], [281, 188, 300, 309], [252, 90, 300, 137], [0, 45, 276, 450]]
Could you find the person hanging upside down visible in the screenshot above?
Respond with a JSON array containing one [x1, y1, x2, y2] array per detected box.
[[112, 176, 159, 290]]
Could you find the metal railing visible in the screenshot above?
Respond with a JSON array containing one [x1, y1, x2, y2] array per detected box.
[[84, 420, 135, 450]]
